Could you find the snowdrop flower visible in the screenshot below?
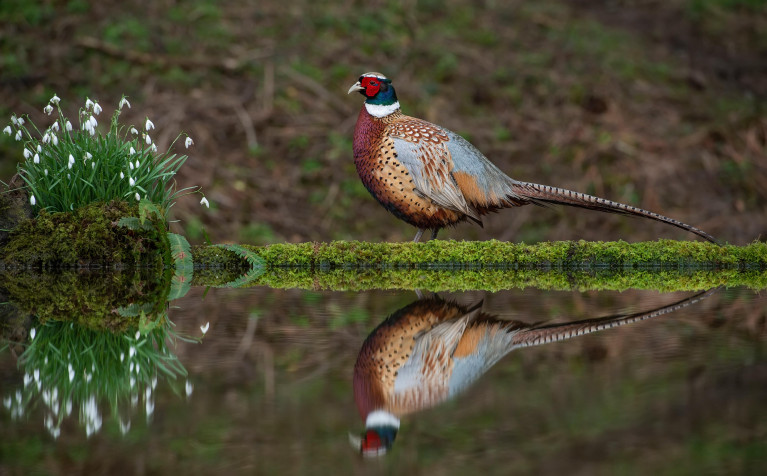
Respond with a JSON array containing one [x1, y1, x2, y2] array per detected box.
[[51, 121, 59, 131], [10, 116, 17, 125], [129, 146, 136, 155], [130, 127, 138, 135], [129, 161, 134, 170], [68, 364, 75, 382], [135, 331, 140, 340], [130, 376, 136, 389], [129, 362, 134, 373], [37, 144, 41, 152], [150, 143, 157, 153], [34, 153, 39, 164], [185, 381, 193, 397], [42, 133, 50, 144], [44, 169, 48, 176], [145, 134, 151, 145], [34, 369, 40, 381], [88, 116, 97, 128], [129, 345, 136, 358], [129, 177, 135, 186], [119, 97, 131, 109], [17, 117, 24, 126], [30, 195, 36, 206], [200, 322, 210, 334], [23, 148, 31, 159], [85, 152, 92, 160], [15, 130, 22, 141], [120, 171, 124, 179], [68, 154, 75, 166], [51, 133, 58, 146], [200, 196, 210, 208], [50, 94, 60, 105], [65, 120, 72, 131], [135, 362, 141, 374], [91, 161, 95, 169], [120, 352, 125, 362], [135, 192, 141, 201], [85, 98, 94, 110], [120, 419, 131, 435], [185, 137, 194, 148], [145, 118, 154, 131], [146, 399, 154, 417], [2, 126, 10, 135], [93, 102, 102, 115], [134, 160, 140, 169], [30, 328, 36, 339], [44, 104, 53, 115]]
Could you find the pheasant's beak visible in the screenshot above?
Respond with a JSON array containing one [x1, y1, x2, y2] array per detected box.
[[347, 81, 364, 95]]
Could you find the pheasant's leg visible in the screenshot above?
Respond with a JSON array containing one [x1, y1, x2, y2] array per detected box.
[[429, 229, 439, 241], [412, 228, 425, 242]]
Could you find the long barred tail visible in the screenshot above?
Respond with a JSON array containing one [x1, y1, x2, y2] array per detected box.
[[510, 181, 719, 244], [511, 288, 718, 348]]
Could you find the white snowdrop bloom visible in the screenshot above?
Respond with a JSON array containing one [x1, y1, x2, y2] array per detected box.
[[50, 94, 60, 105], [37, 144, 41, 152], [129, 161, 134, 170], [134, 160, 140, 169], [88, 115, 97, 128], [200, 196, 210, 208], [50, 426, 61, 439], [51, 121, 59, 131], [130, 376, 136, 389], [17, 117, 24, 126], [33, 368, 40, 381], [33, 153, 40, 164], [2, 126, 10, 135], [42, 132, 50, 144], [145, 386, 152, 399], [10, 116, 17, 125], [85, 152, 92, 160], [23, 373, 32, 386], [119, 97, 131, 109], [68, 154, 75, 166], [120, 171, 124, 179], [145, 118, 154, 131], [120, 352, 125, 362], [2, 396, 10, 409], [185, 137, 194, 148], [145, 134, 151, 145], [15, 130, 22, 141], [120, 419, 131, 435], [129, 362, 134, 373], [185, 381, 193, 397], [129, 345, 136, 358], [65, 120, 72, 131], [44, 105, 53, 115], [135, 362, 141, 374], [129, 146, 136, 155], [23, 148, 31, 159], [67, 173, 70, 180], [93, 102, 102, 115], [135, 330, 140, 340], [30, 195, 36, 206], [30, 328, 36, 339], [129, 177, 135, 186], [200, 322, 210, 334], [51, 134, 58, 146], [150, 143, 157, 153], [65, 399, 72, 416], [135, 192, 141, 201], [85, 98, 94, 109], [146, 399, 154, 417], [151, 377, 157, 389], [68, 366, 75, 382], [68, 161, 73, 170], [130, 127, 138, 135], [44, 169, 48, 176], [91, 161, 95, 169]]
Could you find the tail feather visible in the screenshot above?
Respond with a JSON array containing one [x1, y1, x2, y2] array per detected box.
[[510, 181, 719, 244]]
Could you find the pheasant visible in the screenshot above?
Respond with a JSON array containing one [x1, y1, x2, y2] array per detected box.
[[350, 291, 713, 457], [348, 72, 717, 243]]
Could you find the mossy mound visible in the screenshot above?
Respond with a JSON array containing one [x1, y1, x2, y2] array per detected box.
[[0, 201, 168, 269], [0, 268, 172, 332]]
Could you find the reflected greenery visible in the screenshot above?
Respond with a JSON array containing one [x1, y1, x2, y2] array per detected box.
[[351, 289, 715, 457], [0, 268, 194, 439]]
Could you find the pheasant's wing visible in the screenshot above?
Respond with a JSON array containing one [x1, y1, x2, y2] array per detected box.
[[388, 118, 481, 221]]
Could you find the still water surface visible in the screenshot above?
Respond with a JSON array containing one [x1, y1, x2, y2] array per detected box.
[[1, 283, 765, 475]]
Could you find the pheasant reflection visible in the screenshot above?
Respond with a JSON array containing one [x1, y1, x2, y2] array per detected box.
[[351, 291, 712, 457]]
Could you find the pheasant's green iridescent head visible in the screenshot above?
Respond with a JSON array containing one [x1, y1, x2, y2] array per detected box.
[[347, 72, 398, 106]]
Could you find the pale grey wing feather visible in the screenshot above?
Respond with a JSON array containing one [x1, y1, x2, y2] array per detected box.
[[390, 136, 481, 220], [444, 130, 522, 204]]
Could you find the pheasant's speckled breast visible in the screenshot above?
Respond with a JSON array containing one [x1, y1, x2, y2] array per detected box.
[[352, 107, 464, 229]]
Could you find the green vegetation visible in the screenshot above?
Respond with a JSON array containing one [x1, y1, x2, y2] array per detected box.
[[5, 94, 194, 216]]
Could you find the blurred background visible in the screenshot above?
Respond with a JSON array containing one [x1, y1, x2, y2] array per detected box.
[[1, 0, 765, 245]]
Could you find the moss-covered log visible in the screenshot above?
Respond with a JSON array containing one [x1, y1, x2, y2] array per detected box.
[[192, 240, 767, 269]]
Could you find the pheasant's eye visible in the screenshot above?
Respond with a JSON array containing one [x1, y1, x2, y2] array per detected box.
[[370, 81, 378, 86]]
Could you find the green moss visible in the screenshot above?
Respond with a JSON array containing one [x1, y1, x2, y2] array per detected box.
[[0, 201, 167, 269], [0, 267, 172, 331], [192, 240, 767, 269]]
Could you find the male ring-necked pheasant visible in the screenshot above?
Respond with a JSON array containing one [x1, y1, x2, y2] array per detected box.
[[350, 291, 713, 457], [348, 72, 717, 243]]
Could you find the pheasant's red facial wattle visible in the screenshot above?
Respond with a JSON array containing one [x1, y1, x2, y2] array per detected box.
[[360, 77, 382, 97]]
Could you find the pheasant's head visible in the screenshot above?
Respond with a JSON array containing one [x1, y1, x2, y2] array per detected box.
[[348, 410, 399, 457], [348, 73, 400, 117]]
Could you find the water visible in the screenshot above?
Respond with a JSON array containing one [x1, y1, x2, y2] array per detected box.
[[1, 280, 766, 475]]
